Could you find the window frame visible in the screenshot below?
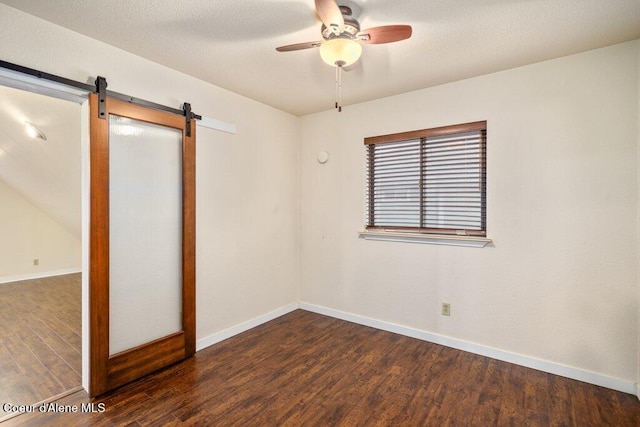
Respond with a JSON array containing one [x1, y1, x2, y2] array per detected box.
[[364, 121, 487, 238]]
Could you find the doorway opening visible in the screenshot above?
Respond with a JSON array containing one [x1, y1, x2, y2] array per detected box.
[[0, 61, 200, 409], [0, 83, 88, 420]]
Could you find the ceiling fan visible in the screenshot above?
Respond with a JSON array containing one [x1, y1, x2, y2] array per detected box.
[[276, 0, 412, 111]]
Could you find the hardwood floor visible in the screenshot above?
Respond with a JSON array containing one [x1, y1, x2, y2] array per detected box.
[[3, 309, 638, 426], [0, 274, 81, 419]]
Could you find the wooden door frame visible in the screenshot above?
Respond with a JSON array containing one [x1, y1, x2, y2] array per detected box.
[[88, 94, 195, 397]]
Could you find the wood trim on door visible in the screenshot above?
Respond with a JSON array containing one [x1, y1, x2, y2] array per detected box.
[[89, 94, 195, 397]]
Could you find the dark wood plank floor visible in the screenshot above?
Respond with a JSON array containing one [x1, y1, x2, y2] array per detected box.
[[0, 274, 81, 418], [3, 309, 639, 426]]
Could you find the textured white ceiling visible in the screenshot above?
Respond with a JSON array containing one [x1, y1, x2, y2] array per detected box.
[[1, 0, 640, 116], [0, 85, 81, 237]]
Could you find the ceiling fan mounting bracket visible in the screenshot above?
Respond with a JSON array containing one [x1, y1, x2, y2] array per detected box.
[[338, 5, 352, 16]]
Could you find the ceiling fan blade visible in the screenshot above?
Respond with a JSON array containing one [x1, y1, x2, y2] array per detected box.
[[315, 0, 344, 32], [276, 41, 322, 52], [357, 25, 413, 44]]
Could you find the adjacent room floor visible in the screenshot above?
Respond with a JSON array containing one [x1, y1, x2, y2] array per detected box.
[[0, 273, 81, 419], [3, 309, 638, 426]]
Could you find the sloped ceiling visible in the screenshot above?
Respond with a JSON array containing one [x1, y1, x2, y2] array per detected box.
[[1, 0, 639, 116], [0, 85, 81, 237]]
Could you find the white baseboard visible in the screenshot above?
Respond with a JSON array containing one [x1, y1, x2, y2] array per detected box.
[[196, 302, 299, 352], [0, 268, 82, 284], [299, 302, 637, 395]]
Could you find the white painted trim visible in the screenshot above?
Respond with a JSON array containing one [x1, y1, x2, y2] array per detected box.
[[0, 67, 89, 104], [299, 302, 636, 395], [80, 100, 90, 393], [0, 268, 82, 285], [197, 116, 237, 135], [358, 230, 492, 248], [196, 303, 299, 351]]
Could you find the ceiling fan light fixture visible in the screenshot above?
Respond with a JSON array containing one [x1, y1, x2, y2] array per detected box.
[[319, 38, 362, 67]]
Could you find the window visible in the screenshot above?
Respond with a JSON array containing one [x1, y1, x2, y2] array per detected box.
[[364, 121, 486, 237]]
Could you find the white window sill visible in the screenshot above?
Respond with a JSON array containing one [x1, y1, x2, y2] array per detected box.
[[358, 230, 492, 248]]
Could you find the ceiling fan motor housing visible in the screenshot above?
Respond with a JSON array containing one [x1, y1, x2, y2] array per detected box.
[[321, 7, 360, 40]]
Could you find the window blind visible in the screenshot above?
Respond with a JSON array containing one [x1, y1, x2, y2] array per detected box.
[[365, 121, 486, 236]]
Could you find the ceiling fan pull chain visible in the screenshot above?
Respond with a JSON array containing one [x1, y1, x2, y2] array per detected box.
[[337, 65, 343, 112], [335, 65, 339, 110]]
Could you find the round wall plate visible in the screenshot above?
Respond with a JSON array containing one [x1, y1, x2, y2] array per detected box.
[[317, 151, 329, 164]]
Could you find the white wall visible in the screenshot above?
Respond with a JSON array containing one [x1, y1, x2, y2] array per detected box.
[[0, 3, 299, 340], [300, 41, 639, 385], [0, 179, 80, 282]]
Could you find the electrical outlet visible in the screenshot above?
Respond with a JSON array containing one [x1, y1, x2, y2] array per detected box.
[[441, 303, 451, 316], [33, 258, 39, 266]]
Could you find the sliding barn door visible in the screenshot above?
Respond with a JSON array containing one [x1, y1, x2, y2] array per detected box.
[[89, 94, 195, 397]]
